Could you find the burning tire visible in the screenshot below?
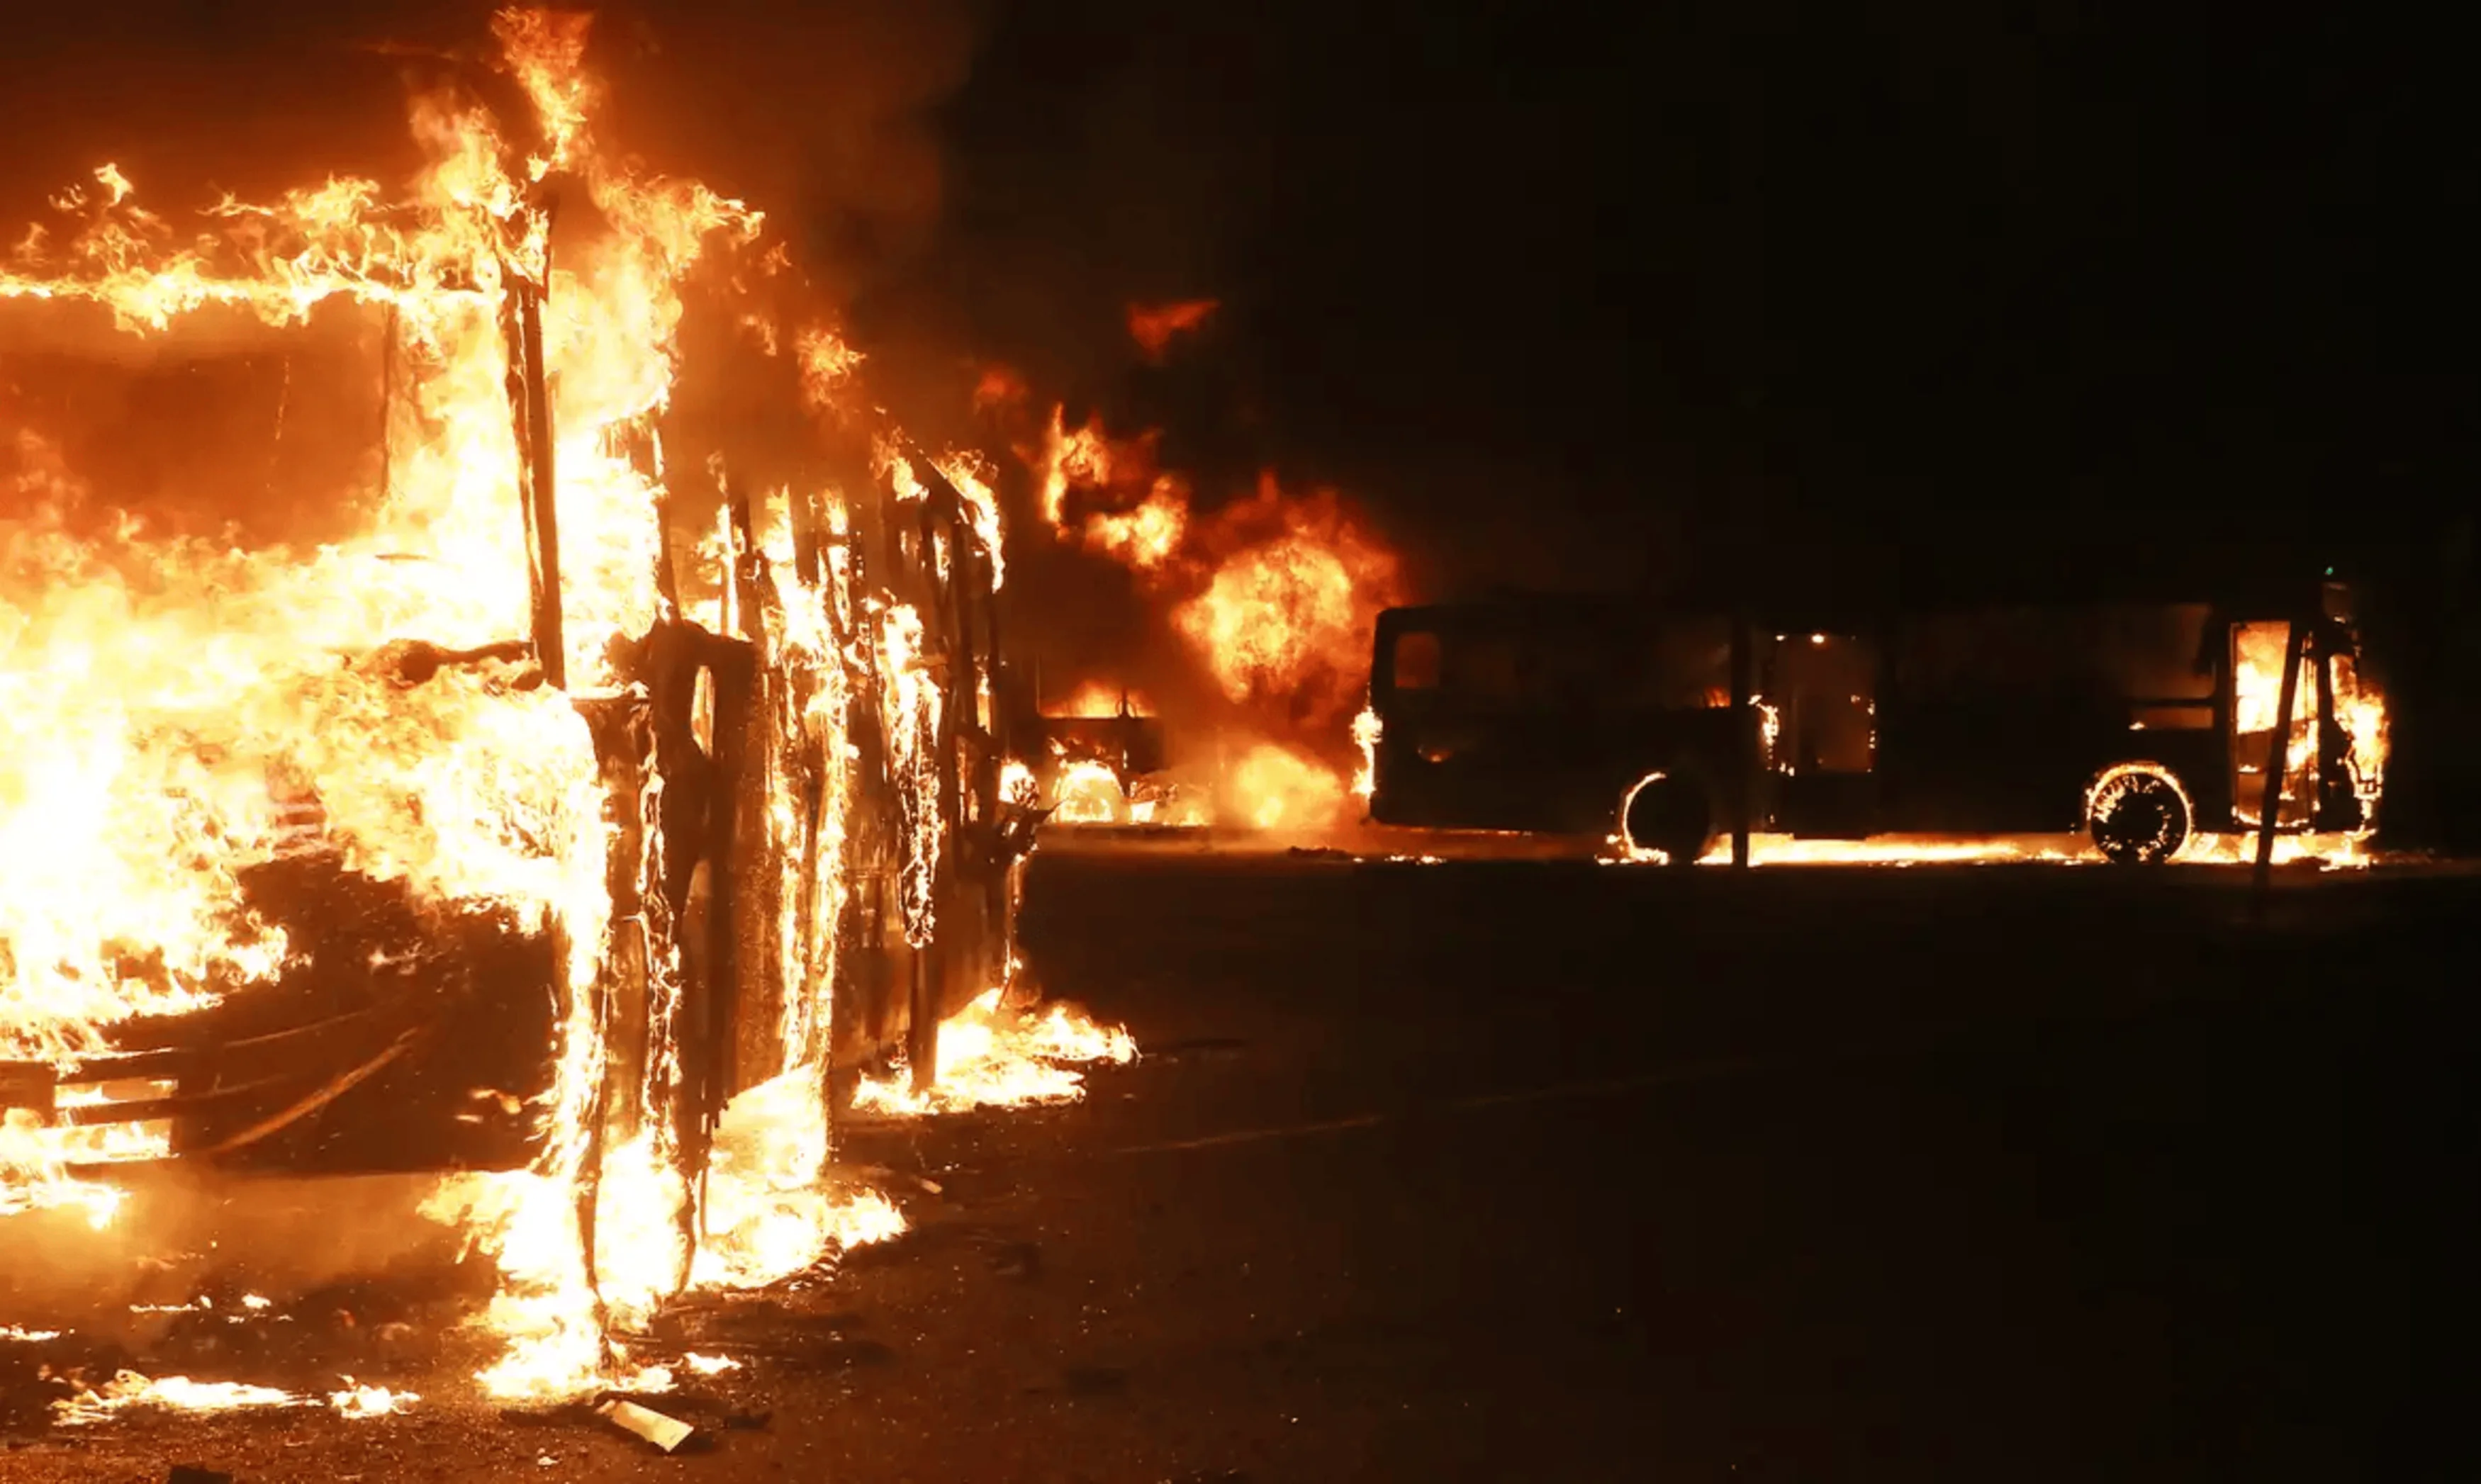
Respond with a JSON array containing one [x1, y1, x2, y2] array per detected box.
[[1620, 771, 1713, 867], [2085, 763, 2192, 865]]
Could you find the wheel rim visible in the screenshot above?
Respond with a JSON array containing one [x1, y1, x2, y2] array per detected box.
[[2088, 766, 2190, 864]]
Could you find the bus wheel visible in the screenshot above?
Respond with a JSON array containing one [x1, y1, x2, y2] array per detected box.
[[1621, 772, 1713, 867], [2085, 764, 2192, 865]]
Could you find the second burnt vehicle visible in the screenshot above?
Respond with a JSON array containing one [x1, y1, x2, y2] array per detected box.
[[1366, 579, 2387, 865]]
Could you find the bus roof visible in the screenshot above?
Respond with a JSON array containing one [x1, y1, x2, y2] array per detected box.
[[1383, 570, 2342, 634]]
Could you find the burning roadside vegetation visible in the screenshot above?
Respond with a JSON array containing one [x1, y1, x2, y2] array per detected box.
[[1, 2, 1143, 1448]]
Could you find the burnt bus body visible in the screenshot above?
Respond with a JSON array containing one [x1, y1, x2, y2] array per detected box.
[[1369, 584, 2380, 862]]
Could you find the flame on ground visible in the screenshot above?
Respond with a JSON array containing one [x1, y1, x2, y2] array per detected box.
[[688, 1067, 906, 1291], [330, 1383, 421, 1419], [853, 989, 1136, 1117], [49, 1371, 418, 1424]]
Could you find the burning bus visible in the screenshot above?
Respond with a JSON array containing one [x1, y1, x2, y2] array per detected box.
[[0, 8, 1086, 1400], [1366, 579, 2389, 866]]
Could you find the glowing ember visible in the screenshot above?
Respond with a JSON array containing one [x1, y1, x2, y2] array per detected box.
[[683, 1353, 741, 1376], [0, 1326, 63, 1342], [853, 989, 1136, 1116]]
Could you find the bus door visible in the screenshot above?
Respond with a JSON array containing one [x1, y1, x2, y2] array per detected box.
[[1764, 630, 1879, 837], [2227, 615, 2374, 833]]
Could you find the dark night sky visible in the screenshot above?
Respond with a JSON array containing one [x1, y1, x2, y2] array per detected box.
[[4, 1, 2468, 596], [884, 1, 2468, 595]]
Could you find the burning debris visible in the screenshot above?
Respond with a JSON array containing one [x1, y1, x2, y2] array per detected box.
[[955, 295, 1413, 840], [1, 1, 1136, 1424], [853, 988, 1138, 1118]]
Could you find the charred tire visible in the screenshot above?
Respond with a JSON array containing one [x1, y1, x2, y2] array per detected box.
[[2086, 765, 2191, 865], [1622, 774, 1713, 867]]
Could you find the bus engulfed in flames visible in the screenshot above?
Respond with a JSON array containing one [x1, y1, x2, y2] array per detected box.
[[1, 6, 1131, 1407]]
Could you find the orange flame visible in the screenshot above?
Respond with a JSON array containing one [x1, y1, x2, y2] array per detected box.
[[1350, 704, 1382, 801], [853, 987, 1136, 1116], [1126, 298, 1219, 361], [1171, 476, 1404, 731], [1227, 741, 1349, 831], [0, 4, 982, 1407], [1083, 478, 1189, 573], [51, 1371, 419, 1424], [1044, 680, 1149, 718]]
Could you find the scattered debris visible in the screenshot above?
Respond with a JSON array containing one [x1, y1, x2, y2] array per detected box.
[[597, 1396, 698, 1454]]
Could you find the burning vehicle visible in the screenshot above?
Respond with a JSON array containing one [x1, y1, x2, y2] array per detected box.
[[1367, 579, 2390, 867], [999, 678, 1189, 830], [0, 7, 1124, 1405]]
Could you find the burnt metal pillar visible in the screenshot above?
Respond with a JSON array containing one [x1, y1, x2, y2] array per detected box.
[[1730, 610, 1753, 868], [2250, 613, 2309, 904], [505, 277, 564, 687]]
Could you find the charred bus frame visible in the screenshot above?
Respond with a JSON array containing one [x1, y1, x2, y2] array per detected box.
[[1, 247, 1032, 1204], [1368, 578, 2382, 870]]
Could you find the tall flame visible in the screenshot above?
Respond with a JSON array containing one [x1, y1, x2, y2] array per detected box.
[[0, 4, 982, 1405]]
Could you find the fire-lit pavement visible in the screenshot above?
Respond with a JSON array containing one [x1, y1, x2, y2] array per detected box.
[[4, 855, 2468, 1482]]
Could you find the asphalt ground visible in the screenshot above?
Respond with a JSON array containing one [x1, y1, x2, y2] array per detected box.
[[3, 853, 2470, 1481]]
